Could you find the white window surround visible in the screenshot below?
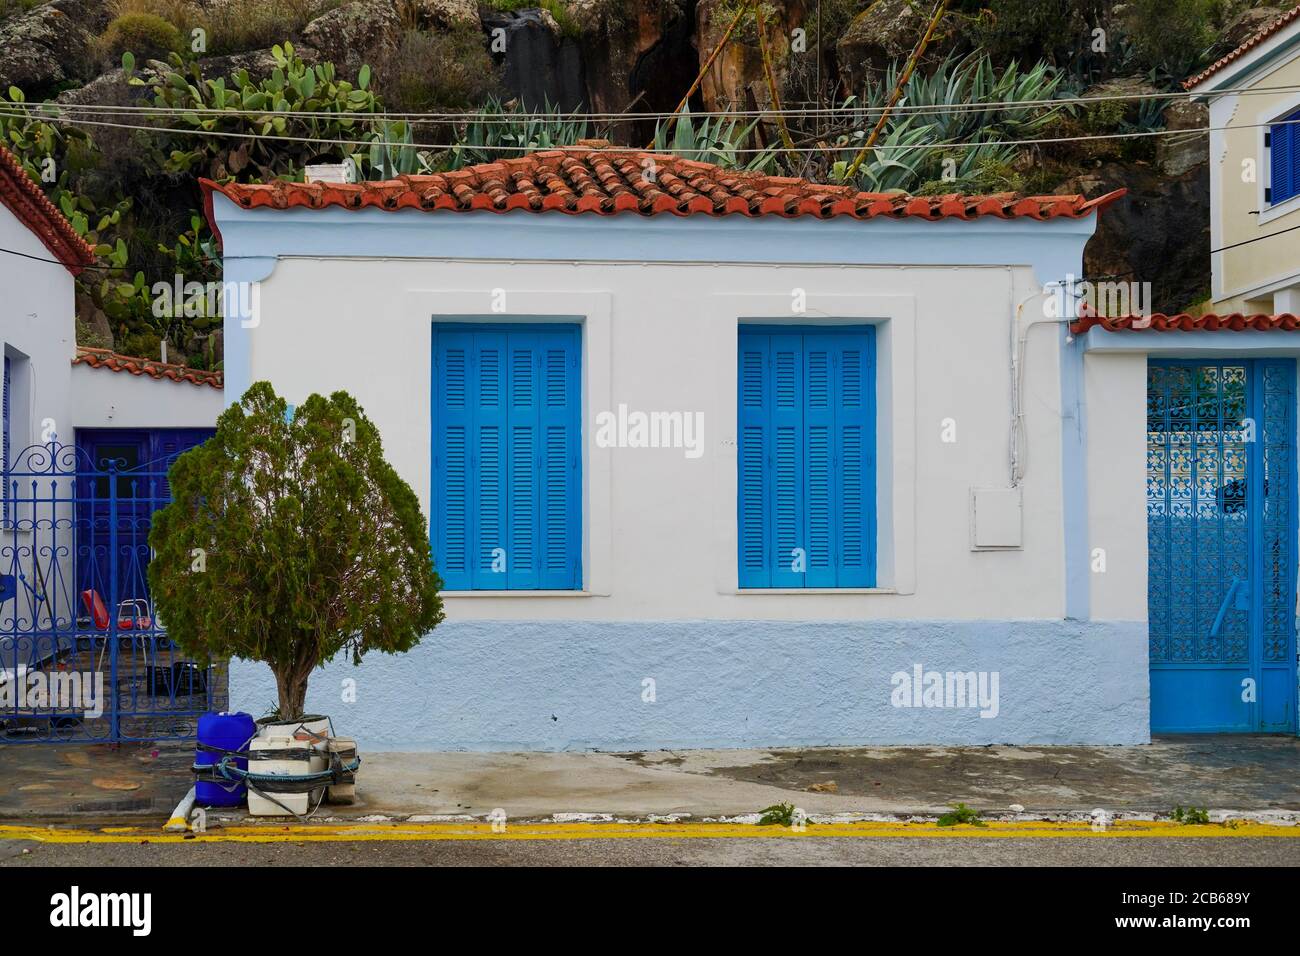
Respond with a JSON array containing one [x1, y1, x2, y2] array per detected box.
[[707, 291, 917, 596], [404, 288, 614, 598]]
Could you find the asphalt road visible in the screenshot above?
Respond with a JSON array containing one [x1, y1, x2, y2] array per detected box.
[[3, 836, 1298, 866]]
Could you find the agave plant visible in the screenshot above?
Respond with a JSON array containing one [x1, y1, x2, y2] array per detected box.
[[450, 96, 596, 168], [834, 53, 1063, 194], [863, 53, 1066, 147], [366, 119, 435, 179], [651, 106, 780, 173]]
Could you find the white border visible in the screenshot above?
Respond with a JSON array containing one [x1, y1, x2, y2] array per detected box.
[[403, 288, 614, 598], [706, 291, 918, 596]]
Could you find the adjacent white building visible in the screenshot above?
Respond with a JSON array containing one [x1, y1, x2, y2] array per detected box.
[[0, 144, 222, 730]]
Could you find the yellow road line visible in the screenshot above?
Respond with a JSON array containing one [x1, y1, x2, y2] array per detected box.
[[0, 820, 1296, 843]]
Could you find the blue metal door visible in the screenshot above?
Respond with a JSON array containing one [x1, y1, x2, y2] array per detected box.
[[1147, 360, 1297, 733]]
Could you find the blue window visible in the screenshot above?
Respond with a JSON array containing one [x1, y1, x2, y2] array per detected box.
[[738, 326, 876, 588], [432, 324, 582, 590], [1269, 107, 1300, 204]]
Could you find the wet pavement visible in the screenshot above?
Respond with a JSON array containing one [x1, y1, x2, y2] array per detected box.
[[0, 735, 1297, 821]]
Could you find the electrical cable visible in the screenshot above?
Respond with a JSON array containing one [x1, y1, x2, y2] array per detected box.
[[12, 78, 1300, 123]]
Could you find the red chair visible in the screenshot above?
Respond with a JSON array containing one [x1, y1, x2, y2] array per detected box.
[[79, 590, 152, 630], [80, 589, 110, 630]]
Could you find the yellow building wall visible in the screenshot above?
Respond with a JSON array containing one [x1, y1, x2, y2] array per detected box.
[[1213, 49, 1300, 313]]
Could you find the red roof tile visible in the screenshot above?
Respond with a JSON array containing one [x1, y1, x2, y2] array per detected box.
[[73, 346, 224, 389], [1185, 4, 1300, 89], [0, 143, 96, 275], [200, 150, 1125, 244], [1072, 312, 1300, 334]]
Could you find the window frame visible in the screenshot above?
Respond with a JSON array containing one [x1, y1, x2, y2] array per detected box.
[[1267, 105, 1300, 207]]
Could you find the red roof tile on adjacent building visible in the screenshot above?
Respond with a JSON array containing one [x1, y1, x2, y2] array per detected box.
[[1072, 313, 1300, 334], [1184, 4, 1300, 89], [73, 346, 224, 389], [200, 149, 1125, 243], [0, 143, 96, 275]]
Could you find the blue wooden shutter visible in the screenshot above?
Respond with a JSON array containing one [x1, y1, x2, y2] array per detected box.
[[538, 334, 581, 589], [737, 327, 875, 589], [433, 326, 581, 590], [738, 336, 771, 588], [803, 336, 836, 587], [1272, 110, 1297, 204], [432, 330, 474, 589], [506, 333, 541, 589], [473, 332, 508, 590], [834, 334, 875, 586], [771, 335, 805, 587]]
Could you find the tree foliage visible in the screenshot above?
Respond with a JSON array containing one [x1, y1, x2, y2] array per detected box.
[[148, 381, 444, 718]]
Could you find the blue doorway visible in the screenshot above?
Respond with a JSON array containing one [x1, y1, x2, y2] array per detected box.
[[75, 428, 214, 617], [1147, 360, 1298, 733]]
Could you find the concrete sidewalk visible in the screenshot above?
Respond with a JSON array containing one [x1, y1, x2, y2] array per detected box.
[[4, 736, 1297, 822], [343, 737, 1300, 819]]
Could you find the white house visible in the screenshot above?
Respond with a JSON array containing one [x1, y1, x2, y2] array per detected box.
[[203, 143, 1229, 752]]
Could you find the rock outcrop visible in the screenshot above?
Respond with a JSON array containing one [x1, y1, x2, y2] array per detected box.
[[1067, 162, 1212, 314], [300, 0, 401, 80], [0, 0, 111, 96], [481, 8, 587, 112]]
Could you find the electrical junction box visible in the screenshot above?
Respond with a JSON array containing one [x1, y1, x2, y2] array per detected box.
[[970, 487, 1023, 550]]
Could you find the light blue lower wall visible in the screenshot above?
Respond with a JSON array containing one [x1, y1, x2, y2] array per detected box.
[[227, 619, 1150, 750]]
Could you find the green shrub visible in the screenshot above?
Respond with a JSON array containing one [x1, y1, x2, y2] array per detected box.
[[756, 802, 807, 827], [98, 12, 184, 64], [914, 157, 1025, 196], [1122, 0, 1218, 81], [148, 382, 445, 719], [937, 803, 984, 827], [378, 26, 503, 114], [481, 0, 583, 39], [962, 0, 1090, 65], [1170, 805, 1211, 825]]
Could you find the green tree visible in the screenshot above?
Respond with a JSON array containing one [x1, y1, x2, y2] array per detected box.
[[148, 382, 444, 718]]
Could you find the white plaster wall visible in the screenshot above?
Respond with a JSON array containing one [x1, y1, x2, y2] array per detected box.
[[70, 364, 223, 429], [248, 257, 1067, 621], [0, 202, 75, 450], [1084, 352, 1149, 621]]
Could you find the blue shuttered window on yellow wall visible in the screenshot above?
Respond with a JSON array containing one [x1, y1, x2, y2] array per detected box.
[[1270, 108, 1300, 204], [738, 327, 875, 588], [432, 324, 582, 590]]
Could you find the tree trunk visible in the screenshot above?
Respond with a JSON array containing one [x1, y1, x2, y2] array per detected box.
[[273, 667, 309, 720]]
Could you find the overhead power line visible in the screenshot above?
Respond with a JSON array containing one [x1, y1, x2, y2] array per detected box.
[[9, 80, 1300, 125], [0, 105, 1292, 158]]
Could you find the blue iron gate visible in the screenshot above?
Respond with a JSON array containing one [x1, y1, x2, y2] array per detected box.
[[0, 436, 225, 743], [1147, 360, 1298, 733]]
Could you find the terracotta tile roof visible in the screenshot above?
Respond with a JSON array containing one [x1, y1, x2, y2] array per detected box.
[[0, 143, 96, 275], [73, 346, 224, 389], [200, 150, 1125, 243], [1072, 312, 1300, 334], [1185, 4, 1300, 89]]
